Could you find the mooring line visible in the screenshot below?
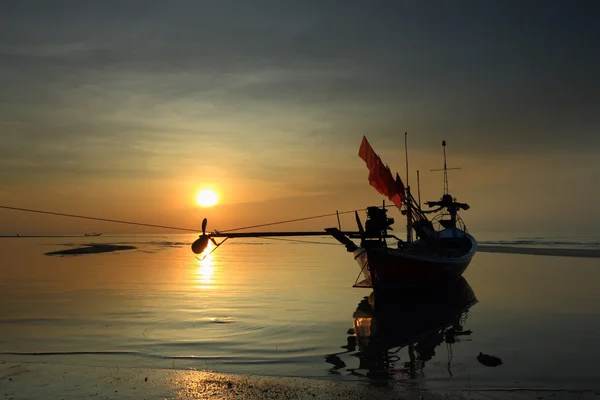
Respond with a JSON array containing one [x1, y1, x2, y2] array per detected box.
[[0, 204, 370, 234], [219, 209, 364, 232], [0, 205, 200, 232]]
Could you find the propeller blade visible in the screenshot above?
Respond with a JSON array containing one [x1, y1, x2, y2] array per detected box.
[[210, 237, 218, 246], [202, 218, 207, 235]]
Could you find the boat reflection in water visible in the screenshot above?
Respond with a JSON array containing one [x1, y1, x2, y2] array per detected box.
[[326, 277, 477, 380]]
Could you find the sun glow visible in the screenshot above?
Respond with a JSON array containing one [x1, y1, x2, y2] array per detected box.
[[196, 189, 219, 207]]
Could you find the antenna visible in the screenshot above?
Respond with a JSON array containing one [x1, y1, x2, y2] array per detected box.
[[430, 140, 461, 195]]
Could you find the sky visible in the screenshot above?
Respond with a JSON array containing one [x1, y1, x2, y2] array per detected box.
[[1, 1, 599, 237]]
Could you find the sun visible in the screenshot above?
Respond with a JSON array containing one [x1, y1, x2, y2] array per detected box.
[[196, 189, 219, 207]]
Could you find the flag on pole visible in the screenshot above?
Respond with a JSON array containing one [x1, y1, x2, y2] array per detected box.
[[358, 136, 406, 208]]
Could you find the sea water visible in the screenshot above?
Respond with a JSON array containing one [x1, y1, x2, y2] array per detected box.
[[1, 234, 600, 392]]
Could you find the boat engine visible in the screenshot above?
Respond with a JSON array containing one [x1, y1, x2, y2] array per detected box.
[[364, 206, 394, 239]]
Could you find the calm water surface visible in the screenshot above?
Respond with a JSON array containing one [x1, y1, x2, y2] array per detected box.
[[1, 235, 600, 392]]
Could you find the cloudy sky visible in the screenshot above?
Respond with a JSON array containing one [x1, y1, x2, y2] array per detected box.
[[1, 1, 599, 237]]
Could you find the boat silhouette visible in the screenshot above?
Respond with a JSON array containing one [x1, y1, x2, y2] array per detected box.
[[325, 277, 477, 379], [192, 136, 477, 290]]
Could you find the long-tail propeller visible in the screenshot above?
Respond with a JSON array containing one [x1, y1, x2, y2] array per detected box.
[[191, 218, 216, 254]]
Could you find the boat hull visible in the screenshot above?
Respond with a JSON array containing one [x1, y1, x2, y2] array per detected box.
[[354, 230, 477, 291]]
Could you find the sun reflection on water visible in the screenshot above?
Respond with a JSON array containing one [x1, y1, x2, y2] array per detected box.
[[195, 251, 216, 289]]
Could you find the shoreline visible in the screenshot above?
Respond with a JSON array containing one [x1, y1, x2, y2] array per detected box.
[[1, 362, 597, 400], [3, 235, 600, 259], [478, 245, 600, 258]]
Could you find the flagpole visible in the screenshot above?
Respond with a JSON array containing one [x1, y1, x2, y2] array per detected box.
[[405, 132, 409, 188], [404, 132, 413, 243], [417, 170, 421, 209]]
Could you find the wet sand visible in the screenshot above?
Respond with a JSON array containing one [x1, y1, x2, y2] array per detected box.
[[478, 245, 600, 258], [1, 362, 597, 400]]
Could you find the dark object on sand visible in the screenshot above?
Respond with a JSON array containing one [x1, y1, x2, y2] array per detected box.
[[45, 244, 136, 256], [477, 352, 503, 367]]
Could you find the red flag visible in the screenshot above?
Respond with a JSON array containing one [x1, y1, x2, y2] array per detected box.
[[388, 173, 405, 208], [367, 158, 387, 195], [359, 136, 379, 170], [389, 193, 403, 209], [368, 159, 401, 206], [395, 173, 406, 196], [381, 164, 396, 198], [359, 136, 405, 208]]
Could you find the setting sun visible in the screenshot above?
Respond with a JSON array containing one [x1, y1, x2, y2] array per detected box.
[[196, 189, 219, 207]]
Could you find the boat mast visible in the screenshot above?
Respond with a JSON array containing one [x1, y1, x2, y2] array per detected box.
[[442, 140, 448, 194], [431, 140, 461, 196], [405, 132, 413, 243]]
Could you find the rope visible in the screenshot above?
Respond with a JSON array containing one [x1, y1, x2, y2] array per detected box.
[[220, 209, 365, 232], [0, 205, 200, 232], [0, 204, 372, 234]]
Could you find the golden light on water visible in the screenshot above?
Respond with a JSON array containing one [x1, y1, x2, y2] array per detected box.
[[196, 250, 216, 289], [195, 189, 219, 207], [197, 239, 214, 261]]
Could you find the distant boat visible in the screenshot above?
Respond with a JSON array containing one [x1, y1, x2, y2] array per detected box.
[[192, 136, 477, 291], [84, 232, 102, 237]]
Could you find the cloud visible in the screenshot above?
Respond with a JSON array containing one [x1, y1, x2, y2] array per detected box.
[[1, 1, 599, 220]]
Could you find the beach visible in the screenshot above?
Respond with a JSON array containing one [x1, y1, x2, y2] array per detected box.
[[3, 362, 598, 400]]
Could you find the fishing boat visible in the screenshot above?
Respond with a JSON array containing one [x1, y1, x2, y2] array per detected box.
[[84, 232, 102, 237], [191, 135, 477, 290]]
